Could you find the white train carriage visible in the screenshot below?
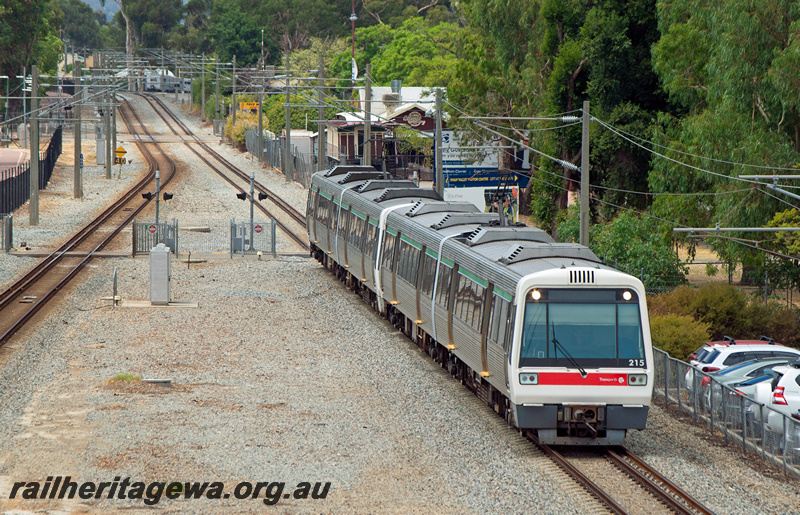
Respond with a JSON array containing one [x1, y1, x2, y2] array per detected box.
[[307, 165, 654, 445]]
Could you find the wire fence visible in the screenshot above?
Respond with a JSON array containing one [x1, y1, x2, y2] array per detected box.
[[0, 126, 62, 216], [654, 348, 800, 478]]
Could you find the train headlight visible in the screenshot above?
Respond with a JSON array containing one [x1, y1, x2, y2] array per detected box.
[[622, 291, 632, 301], [519, 372, 538, 385], [628, 373, 648, 386], [531, 290, 541, 300]]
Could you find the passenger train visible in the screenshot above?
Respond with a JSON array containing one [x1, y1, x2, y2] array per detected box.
[[307, 165, 654, 445]]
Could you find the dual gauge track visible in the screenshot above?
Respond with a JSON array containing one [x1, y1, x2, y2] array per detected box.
[[0, 94, 715, 514]]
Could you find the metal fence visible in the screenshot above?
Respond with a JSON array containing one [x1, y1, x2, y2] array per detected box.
[[244, 131, 317, 188], [132, 218, 178, 256], [0, 126, 62, 215], [0, 213, 11, 251], [175, 220, 232, 256], [653, 348, 800, 477], [230, 220, 277, 257]]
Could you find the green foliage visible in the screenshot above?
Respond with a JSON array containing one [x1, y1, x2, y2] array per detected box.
[[110, 373, 142, 382], [648, 283, 800, 347], [557, 206, 688, 291], [264, 93, 338, 133], [0, 0, 63, 81], [329, 18, 460, 91], [59, 0, 103, 48], [225, 111, 260, 146], [116, 0, 184, 49], [649, 314, 711, 360], [650, 0, 800, 287]]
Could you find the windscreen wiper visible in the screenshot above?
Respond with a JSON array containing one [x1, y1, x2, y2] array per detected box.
[[552, 324, 588, 378]]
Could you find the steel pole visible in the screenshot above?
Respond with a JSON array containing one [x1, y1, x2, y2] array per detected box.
[[364, 64, 371, 167], [435, 88, 443, 197], [249, 169, 255, 250], [155, 169, 160, 225], [285, 54, 291, 183], [579, 100, 590, 247], [105, 80, 112, 179], [74, 63, 82, 198], [232, 55, 237, 128], [30, 65, 39, 225], [318, 54, 326, 172]]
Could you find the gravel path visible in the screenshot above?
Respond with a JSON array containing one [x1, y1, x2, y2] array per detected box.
[[0, 94, 799, 514]]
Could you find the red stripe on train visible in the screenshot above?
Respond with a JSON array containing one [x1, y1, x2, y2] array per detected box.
[[537, 372, 628, 386]]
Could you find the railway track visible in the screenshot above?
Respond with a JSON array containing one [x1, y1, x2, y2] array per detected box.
[[525, 432, 714, 514], [135, 93, 309, 251], [0, 95, 175, 346]]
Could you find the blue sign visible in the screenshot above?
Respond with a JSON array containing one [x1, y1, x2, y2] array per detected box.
[[80, 153, 84, 169], [444, 168, 529, 189]]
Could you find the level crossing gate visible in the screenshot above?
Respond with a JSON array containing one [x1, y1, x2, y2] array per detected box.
[[132, 218, 178, 255], [230, 219, 277, 257]]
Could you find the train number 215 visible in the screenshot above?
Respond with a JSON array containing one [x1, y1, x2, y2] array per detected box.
[[628, 359, 645, 367]]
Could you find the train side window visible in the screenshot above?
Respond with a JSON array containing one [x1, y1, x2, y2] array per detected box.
[[382, 233, 396, 270], [420, 254, 436, 297], [356, 216, 366, 249], [472, 283, 485, 331], [338, 207, 349, 234], [435, 262, 452, 308], [502, 299, 514, 354], [618, 304, 645, 359], [365, 221, 377, 257], [488, 296, 500, 344], [307, 189, 316, 218], [316, 196, 327, 225]]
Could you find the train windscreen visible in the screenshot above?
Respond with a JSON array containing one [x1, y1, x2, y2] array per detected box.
[[519, 288, 645, 368]]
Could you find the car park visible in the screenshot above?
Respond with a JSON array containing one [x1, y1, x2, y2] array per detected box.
[[764, 361, 800, 458], [704, 359, 791, 407], [684, 337, 800, 391]]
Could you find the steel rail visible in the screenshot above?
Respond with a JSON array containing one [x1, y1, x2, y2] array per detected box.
[[523, 431, 628, 514], [136, 93, 308, 250], [607, 448, 715, 515], [0, 96, 176, 345], [143, 93, 307, 227]]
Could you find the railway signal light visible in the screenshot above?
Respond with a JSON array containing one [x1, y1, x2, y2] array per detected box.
[[142, 192, 153, 200], [258, 192, 268, 201], [162, 192, 173, 201], [236, 192, 247, 200]]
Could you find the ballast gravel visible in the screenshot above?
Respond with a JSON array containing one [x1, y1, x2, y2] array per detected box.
[[0, 94, 799, 514]]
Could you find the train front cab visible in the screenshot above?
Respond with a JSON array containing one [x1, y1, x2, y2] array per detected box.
[[508, 270, 654, 445]]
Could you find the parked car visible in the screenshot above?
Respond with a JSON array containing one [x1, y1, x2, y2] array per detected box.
[[766, 361, 800, 456], [704, 359, 791, 407], [684, 336, 800, 391]]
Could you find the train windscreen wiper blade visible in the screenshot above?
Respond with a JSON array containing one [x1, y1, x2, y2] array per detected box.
[[552, 324, 588, 378]]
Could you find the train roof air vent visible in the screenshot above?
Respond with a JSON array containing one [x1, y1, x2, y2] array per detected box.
[[324, 165, 378, 177], [356, 179, 416, 192], [498, 244, 601, 265], [375, 189, 442, 202], [431, 213, 497, 230], [337, 172, 385, 184], [407, 201, 479, 217], [466, 226, 556, 246], [569, 269, 596, 284]]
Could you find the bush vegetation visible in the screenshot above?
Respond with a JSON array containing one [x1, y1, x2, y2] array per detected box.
[[648, 283, 800, 359]]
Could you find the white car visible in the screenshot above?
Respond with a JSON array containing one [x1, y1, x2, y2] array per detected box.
[[684, 338, 800, 391], [765, 362, 800, 455]]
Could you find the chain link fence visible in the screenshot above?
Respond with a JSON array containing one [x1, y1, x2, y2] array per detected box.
[[654, 348, 800, 477]]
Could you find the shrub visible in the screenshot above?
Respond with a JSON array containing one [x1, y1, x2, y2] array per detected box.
[[650, 314, 711, 360], [225, 111, 260, 147], [687, 283, 749, 339], [647, 286, 697, 317]]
